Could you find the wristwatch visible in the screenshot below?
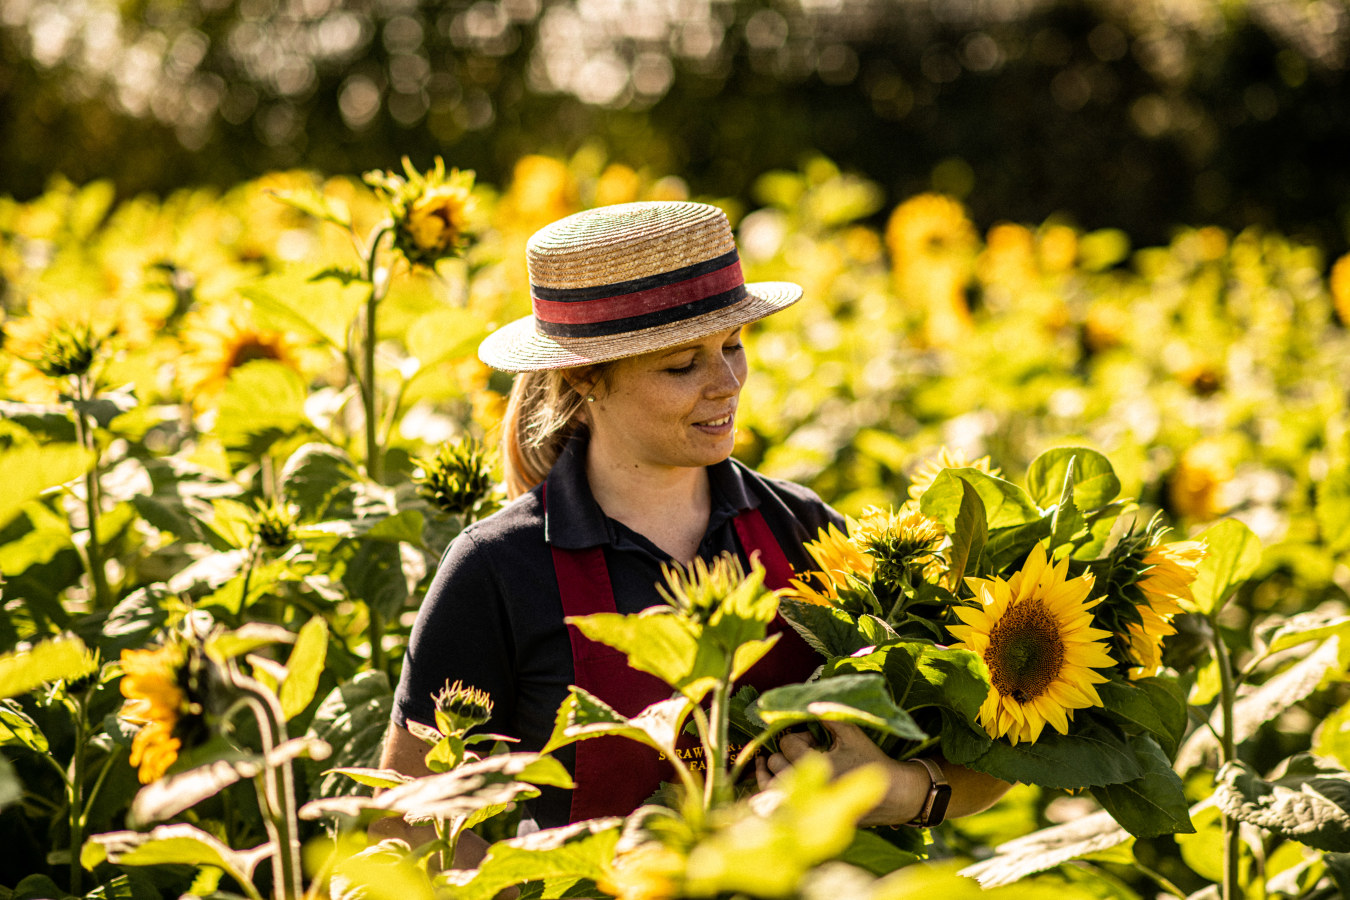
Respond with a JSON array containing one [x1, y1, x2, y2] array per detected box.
[[907, 757, 952, 828]]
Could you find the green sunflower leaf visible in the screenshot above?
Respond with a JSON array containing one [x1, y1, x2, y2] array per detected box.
[[1097, 677, 1188, 757], [1215, 756, 1350, 852], [1026, 447, 1121, 511], [945, 480, 988, 589], [540, 689, 689, 759], [453, 819, 622, 900], [920, 468, 1041, 533], [1190, 518, 1262, 617], [777, 597, 872, 659], [945, 720, 1144, 790], [1089, 733, 1194, 837], [751, 673, 927, 742]]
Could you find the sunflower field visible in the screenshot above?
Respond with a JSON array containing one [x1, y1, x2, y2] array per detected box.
[[2, 150, 1350, 900]]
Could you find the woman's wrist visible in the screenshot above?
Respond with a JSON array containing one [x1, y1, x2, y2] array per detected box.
[[862, 758, 931, 827]]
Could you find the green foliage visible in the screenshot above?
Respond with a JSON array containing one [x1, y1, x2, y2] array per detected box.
[[0, 156, 1347, 899]]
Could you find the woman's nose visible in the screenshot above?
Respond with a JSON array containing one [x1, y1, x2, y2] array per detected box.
[[706, 354, 744, 397]]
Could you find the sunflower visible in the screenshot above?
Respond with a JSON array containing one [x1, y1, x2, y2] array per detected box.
[[775, 522, 871, 609], [176, 304, 303, 402], [120, 643, 189, 783], [403, 181, 476, 262], [948, 543, 1116, 745], [907, 446, 1003, 501], [596, 842, 684, 900], [1121, 538, 1206, 678], [885, 193, 979, 347], [1330, 252, 1350, 328], [1168, 441, 1232, 522]]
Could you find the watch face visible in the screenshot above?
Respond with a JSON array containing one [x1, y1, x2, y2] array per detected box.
[[928, 784, 953, 826]]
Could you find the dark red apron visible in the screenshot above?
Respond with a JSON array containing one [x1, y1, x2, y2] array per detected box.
[[548, 498, 820, 821]]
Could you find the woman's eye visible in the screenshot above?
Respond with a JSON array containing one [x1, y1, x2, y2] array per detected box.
[[666, 360, 697, 375], [724, 343, 744, 354]]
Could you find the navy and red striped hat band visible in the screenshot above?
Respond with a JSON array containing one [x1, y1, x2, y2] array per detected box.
[[530, 249, 748, 339]]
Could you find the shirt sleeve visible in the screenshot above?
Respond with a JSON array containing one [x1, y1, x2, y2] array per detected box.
[[392, 529, 518, 733]]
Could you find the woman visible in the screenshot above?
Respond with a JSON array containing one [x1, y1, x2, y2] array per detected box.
[[378, 201, 1006, 864]]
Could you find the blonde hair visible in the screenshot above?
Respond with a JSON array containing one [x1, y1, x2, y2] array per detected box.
[[501, 365, 610, 499]]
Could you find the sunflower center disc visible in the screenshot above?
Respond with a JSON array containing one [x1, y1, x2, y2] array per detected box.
[[985, 598, 1066, 703]]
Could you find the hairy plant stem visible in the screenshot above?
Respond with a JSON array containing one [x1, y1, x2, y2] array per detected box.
[[366, 607, 387, 675], [67, 693, 87, 895], [232, 674, 303, 900], [1214, 622, 1241, 900], [359, 225, 393, 484], [72, 375, 111, 609]]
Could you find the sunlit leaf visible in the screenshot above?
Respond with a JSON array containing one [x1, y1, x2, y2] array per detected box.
[[945, 480, 987, 590], [1026, 447, 1120, 511], [751, 673, 927, 742], [1177, 636, 1343, 772], [130, 737, 330, 826], [213, 360, 311, 451], [920, 469, 1040, 532], [0, 441, 95, 532], [684, 755, 886, 898], [82, 823, 268, 886], [1190, 518, 1262, 617], [0, 635, 97, 699], [452, 819, 623, 900], [957, 809, 1133, 888], [279, 615, 329, 720], [541, 689, 689, 758], [1315, 469, 1350, 556], [267, 187, 352, 229]]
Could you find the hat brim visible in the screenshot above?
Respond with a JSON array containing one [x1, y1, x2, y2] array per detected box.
[[477, 281, 802, 372]]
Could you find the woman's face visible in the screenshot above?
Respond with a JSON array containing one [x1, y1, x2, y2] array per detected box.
[[585, 326, 748, 472]]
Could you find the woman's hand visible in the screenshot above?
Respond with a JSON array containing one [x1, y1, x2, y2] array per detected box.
[[754, 722, 1011, 827]]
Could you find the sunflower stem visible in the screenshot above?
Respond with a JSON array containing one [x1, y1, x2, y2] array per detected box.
[[72, 375, 112, 610], [66, 692, 87, 895], [366, 607, 387, 675], [1213, 620, 1241, 900], [233, 673, 303, 900], [360, 224, 393, 485]]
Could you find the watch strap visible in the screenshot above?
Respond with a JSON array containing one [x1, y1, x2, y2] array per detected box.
[[907, 757, 951, 828]]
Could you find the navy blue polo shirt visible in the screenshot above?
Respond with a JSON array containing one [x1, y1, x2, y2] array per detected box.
[[392, 432, 843, 827]]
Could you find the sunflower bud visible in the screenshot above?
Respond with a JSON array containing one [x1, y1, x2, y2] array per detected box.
[[35, 322, 101, 378], [365, 157, 478, 268], [433, 679, 493, 735], [852, 505, 945, 588], [658, 554, 751, 624], [413, 438, 495, 518], [253, 498, 299, 549]]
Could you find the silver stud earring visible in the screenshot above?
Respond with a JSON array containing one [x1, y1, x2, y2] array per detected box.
[[586, 395, 596, 403]]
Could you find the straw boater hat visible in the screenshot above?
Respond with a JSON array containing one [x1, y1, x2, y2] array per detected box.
[[477, 201, 803, 372]]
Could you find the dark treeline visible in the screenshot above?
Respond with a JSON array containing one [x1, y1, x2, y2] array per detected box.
[[1, 0, 1346, 257]]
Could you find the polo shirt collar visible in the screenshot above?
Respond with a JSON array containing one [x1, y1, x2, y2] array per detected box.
[[543, 430, 760, 550]]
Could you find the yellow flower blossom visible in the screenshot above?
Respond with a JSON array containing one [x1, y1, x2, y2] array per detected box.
[[948, 544, 1116, 745], [176, 303, 304, 403], [1331, 253, 1350, 327], [120, 643, 188, 784], [1124, 539, 1206, 677], [908, 446, 1002, 501], [596, 842, 684, 900], [406, 182, 476, 258]]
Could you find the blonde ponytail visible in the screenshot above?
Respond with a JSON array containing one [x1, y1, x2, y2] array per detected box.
[[501, 365, 609, 499]]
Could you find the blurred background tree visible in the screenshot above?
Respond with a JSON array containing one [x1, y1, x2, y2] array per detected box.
[[1, 0, 1347, 256]]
